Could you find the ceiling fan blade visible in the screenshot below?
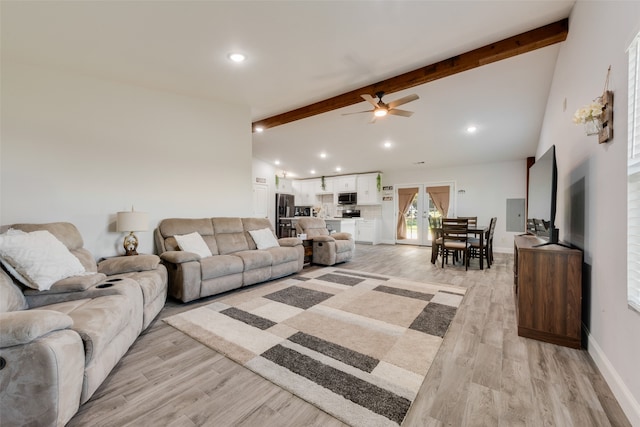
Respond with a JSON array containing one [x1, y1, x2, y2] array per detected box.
[[342, 110, 374, 116], [361, 94, 381, 108], [369, 115, 377, 124], [388, 109, 414, 117], [387, 94, 419, 109]]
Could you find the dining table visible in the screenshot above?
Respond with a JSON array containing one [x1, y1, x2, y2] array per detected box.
[[430, 224, 490, 269]]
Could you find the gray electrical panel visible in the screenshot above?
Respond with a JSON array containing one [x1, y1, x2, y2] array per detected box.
[[506, 198, 526, 232]]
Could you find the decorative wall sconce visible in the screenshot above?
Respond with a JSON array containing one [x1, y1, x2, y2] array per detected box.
[[573, 66, 613, 143], [457, 189, 466, 195]]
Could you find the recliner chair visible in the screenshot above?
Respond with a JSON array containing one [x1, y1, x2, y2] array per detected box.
[[295, 217, 355, 266]]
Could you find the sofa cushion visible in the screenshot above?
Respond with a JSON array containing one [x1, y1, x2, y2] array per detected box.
[[174, 232, 213, 258], [265, 246, 300, 264], [234, 250, 272, 270], [97, 255, 160, 276], [22, 273, 106, 296], [45, 295, 135, 365], [0, 229, 88, 291], [0, 269, 28, 313], [158, 218, 218, 255], [248, 228, 280, 250], [212, 218, 250, 254], [0, 310, 73, 347], [200, 255, 244, 280]]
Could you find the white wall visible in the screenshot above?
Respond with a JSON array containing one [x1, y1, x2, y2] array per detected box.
[[380, 160, 527, 252], [1, 62, 253, 257], [537, 2, 640, 424]]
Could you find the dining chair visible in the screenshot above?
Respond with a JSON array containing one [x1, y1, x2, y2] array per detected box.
[[457, 216, 477, 227], [441, 218, 470, 270], [488, 217, 497, 265], [470, 217, 495, 268], [429, 216, 443, 264]]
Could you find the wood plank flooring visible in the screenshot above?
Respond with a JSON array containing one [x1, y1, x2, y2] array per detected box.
[[68, 244, 631, 426]]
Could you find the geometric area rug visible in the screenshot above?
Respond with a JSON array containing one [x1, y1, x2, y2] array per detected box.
[[164, 267, 466, 427]]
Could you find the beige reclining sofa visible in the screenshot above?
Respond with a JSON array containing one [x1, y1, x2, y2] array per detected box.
[[295, 217, 355, 266], [0, 222, 168, 426], [155, 217, 304, 303]]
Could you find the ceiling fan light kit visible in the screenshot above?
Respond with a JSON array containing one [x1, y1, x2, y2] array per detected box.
[[343, 91, 419, 123]]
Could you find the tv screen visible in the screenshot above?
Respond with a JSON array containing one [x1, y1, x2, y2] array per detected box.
[[527, 145, 558, 243]]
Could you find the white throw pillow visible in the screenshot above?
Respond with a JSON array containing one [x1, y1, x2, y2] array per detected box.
[[174, 232, 212, 258], [0, 229, 87, 291], [249, 228, 280, 250]]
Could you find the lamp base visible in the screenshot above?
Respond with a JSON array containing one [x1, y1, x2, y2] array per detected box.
[[123, 232, 139, 256]]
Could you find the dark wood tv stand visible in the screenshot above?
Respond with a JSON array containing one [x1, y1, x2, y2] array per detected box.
[[514, 234, 583, 348]]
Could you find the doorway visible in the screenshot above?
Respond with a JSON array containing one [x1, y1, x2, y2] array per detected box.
[[395, 183, 454, 246]]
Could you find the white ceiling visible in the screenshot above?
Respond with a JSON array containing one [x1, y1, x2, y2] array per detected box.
[[1, 0, 575, 178]]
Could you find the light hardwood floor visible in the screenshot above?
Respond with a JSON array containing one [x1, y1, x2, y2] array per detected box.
[[68, 244, 630, 426]]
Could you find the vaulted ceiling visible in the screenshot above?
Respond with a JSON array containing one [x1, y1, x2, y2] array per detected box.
[[2, 0, 576, 178]]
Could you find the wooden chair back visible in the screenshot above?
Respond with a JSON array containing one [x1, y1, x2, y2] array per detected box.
[[457, 216, 477, 228]]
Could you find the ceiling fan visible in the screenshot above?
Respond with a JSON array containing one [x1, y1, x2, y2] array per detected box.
[[343, 91, 419, 123]]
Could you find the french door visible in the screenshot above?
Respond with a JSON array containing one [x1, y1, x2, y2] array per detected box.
[[395, 183, 454, 246]]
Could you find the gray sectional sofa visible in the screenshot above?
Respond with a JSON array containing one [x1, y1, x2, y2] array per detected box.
[[0, 222, 168, 426], [155, 217, 304, 303]]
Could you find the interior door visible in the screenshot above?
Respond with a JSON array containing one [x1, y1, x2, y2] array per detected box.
[[253, 184, 268, 218]]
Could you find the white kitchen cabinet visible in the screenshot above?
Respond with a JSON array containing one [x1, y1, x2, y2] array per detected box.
[[324, 219, 356, 237], [277, 177, 294, 194], [334, 176, 357, 192], [355, 219, 379, 244], [315, 177, 334, 194], [357, 173, 380, 205]]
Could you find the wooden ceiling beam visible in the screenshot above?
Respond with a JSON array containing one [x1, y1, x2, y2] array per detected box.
[[252, 18, 568, 131]]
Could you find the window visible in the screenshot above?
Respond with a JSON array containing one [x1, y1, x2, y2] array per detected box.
[[628, 31, 640, 312]]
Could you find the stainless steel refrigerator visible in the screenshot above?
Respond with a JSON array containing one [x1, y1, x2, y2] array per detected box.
[[276, 193, 295, 238]]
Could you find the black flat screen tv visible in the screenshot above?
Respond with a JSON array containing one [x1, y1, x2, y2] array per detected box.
[[527, 145, 559, 244]]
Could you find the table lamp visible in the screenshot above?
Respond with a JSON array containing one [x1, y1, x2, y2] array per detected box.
[[116, 209, 149, 256]]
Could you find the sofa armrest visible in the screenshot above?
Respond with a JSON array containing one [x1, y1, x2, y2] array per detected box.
[[312, 235, 335, 243], [278, 237, 302, 247], [160, 251, 201, 264], [332, 232, 353, 240], [98, 254, 161, 276], [0, 310, 73, 348]]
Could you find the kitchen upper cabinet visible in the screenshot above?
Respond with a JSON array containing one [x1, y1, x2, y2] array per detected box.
[[294, 180, 317, 205], [277, 178, 294, 194], [315, 177, 334, 194], [357, 173, 380, 205], [335, 176, 357, 192]]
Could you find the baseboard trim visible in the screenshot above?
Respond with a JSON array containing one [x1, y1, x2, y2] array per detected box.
[[587, 332, 640, 426]]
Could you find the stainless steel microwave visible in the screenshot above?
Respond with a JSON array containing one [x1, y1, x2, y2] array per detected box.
[[338, 192, 357, 205]]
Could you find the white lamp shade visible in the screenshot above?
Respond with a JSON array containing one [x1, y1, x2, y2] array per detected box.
[[116, 211, 149, 232]]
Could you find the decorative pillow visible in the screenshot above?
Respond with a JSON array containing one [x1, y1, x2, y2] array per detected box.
[[174, 232, 212, 258], [248, 228, 280, 250], [0, 230, 87, 291], [0, 268, 28, 313], [0, 229, 30, 286]]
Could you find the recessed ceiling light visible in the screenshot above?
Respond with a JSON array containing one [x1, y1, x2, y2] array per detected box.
[[228, 53, 246, 63], [254, 126, 264, 133], [274, 160, 280, 165], [320, 152, 327, 159], [467, 126, 477, 133], [310, 170, 316, 174], [384, 141, 392, 148], [336, 166, 342, 172]]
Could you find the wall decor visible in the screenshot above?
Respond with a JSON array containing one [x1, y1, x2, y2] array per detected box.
[[572, 66, 613, 143]]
